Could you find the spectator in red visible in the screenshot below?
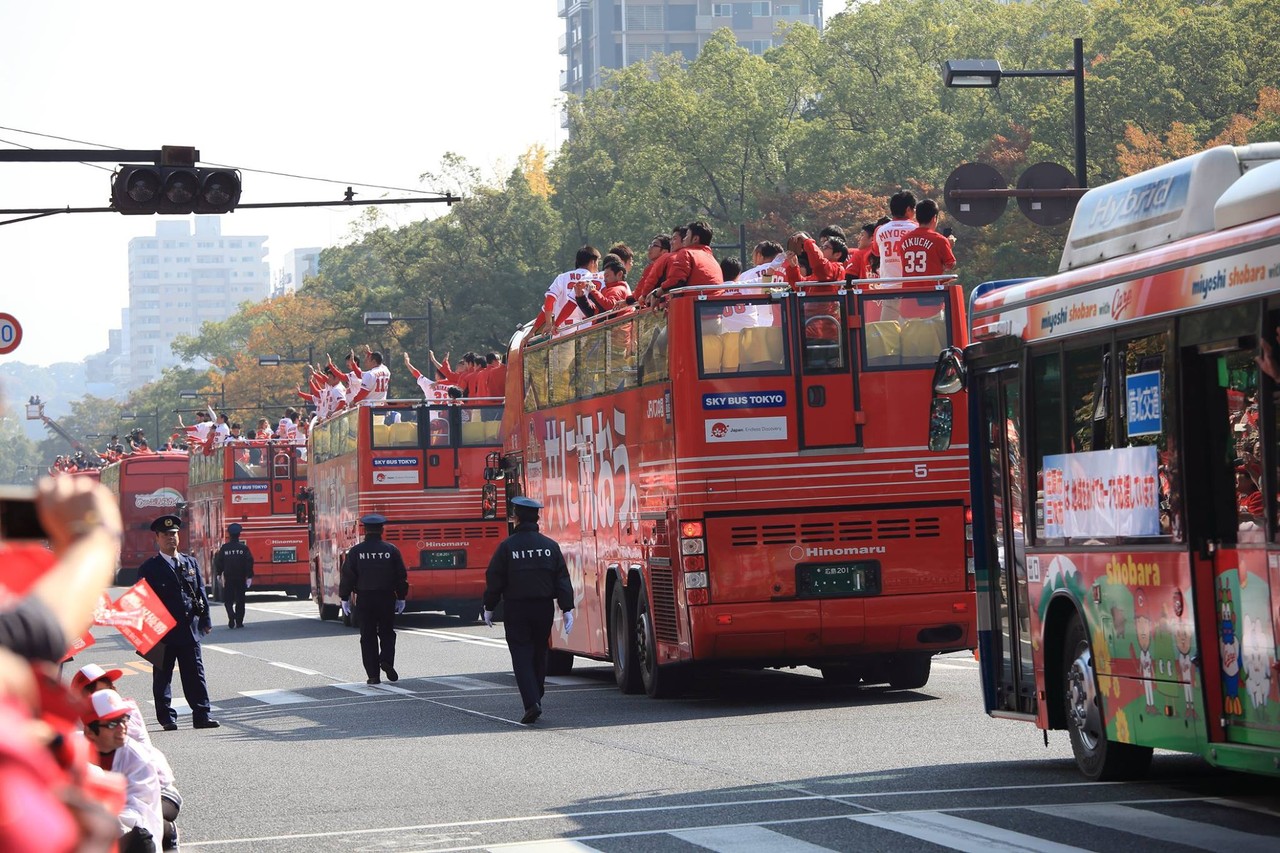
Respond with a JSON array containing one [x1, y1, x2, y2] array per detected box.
[[657, 220, 723, 302], [635, 229, 683, 303], [846, 224, 874, 281], [432, 351, 483, 399], [574, 253, 631, 318], [480, 353, 507, 401], [606, 243, 634, 275], [899, 198, 957, 283], [782, 231, 845, 290]]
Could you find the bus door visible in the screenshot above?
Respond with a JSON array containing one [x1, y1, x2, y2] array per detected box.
[[269, 447, 295, 514], [425, 406, 459, 489], [974, 362, 1035, 715], [1180, 306, 1280, 747], [796, 292, 859, 448]]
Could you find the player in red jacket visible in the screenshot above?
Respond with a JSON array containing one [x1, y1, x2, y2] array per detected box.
[[899, 199, 957, 284], [656, 221, 723, 303]]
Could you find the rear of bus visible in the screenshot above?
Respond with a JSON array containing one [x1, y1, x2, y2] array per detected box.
[[664, 281, 974, 685], [106, 453, 189, 584]]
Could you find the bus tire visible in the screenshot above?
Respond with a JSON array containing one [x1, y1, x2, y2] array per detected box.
[[634, 580, 681, 699], [210, 576, 223, 604], [610, 583, 642, 694], [888, 653, 932, 690], [820, 664, 863, 686], [546, 649, 574, 676], [319, 602, 339, 621], [294, 588, 311, 600], [1063, 613, 1152, 781]]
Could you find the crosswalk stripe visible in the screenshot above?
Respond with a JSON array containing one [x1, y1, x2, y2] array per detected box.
[[422, 675, 494, 691], [1031, 802, 1280, 853], [203, 644, 242, 655], [371, 683, 414, 694], [488, 841, 602, 852], [240, 689, 313, 705], [269, 661, 321, 675], [672, 825, 835, 852], [333, 682, 386, 696], [851, 812, 1089, 852], [149, 698, 223, 714]]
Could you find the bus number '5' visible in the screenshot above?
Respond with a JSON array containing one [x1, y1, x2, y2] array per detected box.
[[913, 463, 928, 479]]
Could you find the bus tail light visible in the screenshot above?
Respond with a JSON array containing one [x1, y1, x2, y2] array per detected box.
[[680, 521, 704, 538], [688, 588, 709, 605], [679, 538, 705, 555], [685, 571, 708, 589], [682, 555, 705, 572], [681, 520, 709, 603], [964, 506, 975, 591]]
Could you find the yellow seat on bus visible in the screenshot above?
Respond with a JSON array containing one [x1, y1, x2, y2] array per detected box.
[[702, 334, 723, 373], [484, 420, 502, 442], [371, 413, 385, 427], [741, 326, 783, 368], [372, 424, 392, 446], [864, 320, 901, 364], [461, 421, 487, 445], [389, 422, 418, 446], [900, 315, 947, 360]]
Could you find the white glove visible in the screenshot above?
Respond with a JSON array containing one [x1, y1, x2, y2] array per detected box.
[[482, 609, 494, 628], [245, 578, 252, 588], [563, 611, 575, 635], [395, 600, 406, 614], [341, 600, 351, 616]]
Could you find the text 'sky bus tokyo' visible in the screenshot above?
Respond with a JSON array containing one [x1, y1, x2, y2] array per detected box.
[[185, 441, 311, 600], [99, 452, 189, 585], [496, 273, 974, 697], [934, 143, 1280, 780], [308, 399, 506, 622]]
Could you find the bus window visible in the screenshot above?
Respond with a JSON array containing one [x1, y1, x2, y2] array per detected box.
[[697, 302, 787, 376], [372, 409, 419, 448], [605, 318, 637, 392], [1119, 331, 1180, 540], [861, 293, 949, 369], [574, 330, 608, 398], [549, 339, 576, 407], [799, 299, 845, 371], [1221, 349, 1263, 543], [341, 409, 359, 456], [461, 409, 502, 447], [637, 312, 668, 384], [1031, 351, 1064, 543], [1064, 344, 1111, 452], [524, 347, 549, 413]]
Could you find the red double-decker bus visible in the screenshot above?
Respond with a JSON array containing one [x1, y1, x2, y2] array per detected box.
[[495, 276, 974, 696], [185, 441, 311, 600], [309, 399, 507, 622], [99, 452, 189, 585]]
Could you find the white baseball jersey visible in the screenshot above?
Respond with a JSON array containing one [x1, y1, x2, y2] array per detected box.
[[874, 219, 920, 281]]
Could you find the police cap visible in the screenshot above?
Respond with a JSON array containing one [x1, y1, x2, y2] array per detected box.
[[150, 515, 182, 533], [227, 523, 243, 536], [360, 513, 388, 527], [510, 496, 543, 510]]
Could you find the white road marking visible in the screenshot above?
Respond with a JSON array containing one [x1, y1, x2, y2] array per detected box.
[[672, 824, 835, 852], [150, 698, 223, 714], [851, 812, 1088, 852], [399, 625, 509, 648], [269, 661, 321, 675], [239, 689, 313, 705], [371, 683, 415, 695], [203, 644, 242, 655], [487, 841, 603, 852], [333, 682, 385, 696], [1032, 802, 1280, 853], [933, 662, 977, 670], [423, 675, 495, 691]]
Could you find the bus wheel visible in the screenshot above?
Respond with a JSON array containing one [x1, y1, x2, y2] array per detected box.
[[1063, 614, 1153, 781], [294, 588, 311, 600], [888, 653, 932, 690], [210, 576, 223, 603], [547, 649, 574, 676], [318, 601, 339, 621], [820, 664, 863, 686], [634, 581, 681, 698], [610, 583, 642, 694]]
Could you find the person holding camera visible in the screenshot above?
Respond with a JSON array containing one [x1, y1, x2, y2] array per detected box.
[[137, 515, 218, 731]]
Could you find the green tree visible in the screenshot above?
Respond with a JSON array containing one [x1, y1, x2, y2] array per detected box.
[[0, 410, 42, 485]]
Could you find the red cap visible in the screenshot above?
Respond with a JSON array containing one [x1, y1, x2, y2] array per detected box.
[[70, 664, 124, 693]]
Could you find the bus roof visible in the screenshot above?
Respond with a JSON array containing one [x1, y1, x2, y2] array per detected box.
[[1060, 142, 1280, 273]]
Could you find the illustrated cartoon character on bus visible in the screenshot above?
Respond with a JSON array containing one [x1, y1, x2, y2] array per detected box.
[[1173, 589, 1196, 717], [1220, 586, 1243, 716], [1243, 613, 1274, 711], [1133, 587, 1156, 712]]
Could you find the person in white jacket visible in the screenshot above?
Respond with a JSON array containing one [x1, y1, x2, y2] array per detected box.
[[83, 689, 163, 852]]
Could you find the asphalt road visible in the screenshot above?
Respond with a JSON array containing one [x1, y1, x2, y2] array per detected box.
[[72, 592, 1280, 852]]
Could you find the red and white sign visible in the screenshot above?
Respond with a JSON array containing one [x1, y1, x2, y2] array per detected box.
[[111, 579, 177, 655], [0, 313, 22, 355]]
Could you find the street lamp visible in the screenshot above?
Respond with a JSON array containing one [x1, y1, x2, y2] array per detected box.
[[121, 409, 161, 445], [179, 381, 226, 410], [363, 306, 433, 357], [257, 345, 315, 367], [943, 37, 1087, 188]]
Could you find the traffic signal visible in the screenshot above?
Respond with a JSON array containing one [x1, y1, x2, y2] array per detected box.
[[110, 165, 242, 215]]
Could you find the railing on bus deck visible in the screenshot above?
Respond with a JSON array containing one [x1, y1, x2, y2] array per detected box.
[[670, 275, 958, 298]]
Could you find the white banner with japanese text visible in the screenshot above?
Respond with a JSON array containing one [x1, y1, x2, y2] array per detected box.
[[1043, 445, 1160, 538]]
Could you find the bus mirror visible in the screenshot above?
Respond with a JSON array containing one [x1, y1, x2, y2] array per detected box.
[[481, 483, 498, 520], [928, 396, 954, 452], [931, 347, 966, 395]]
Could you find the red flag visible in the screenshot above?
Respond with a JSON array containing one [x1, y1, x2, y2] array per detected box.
[[111, 579, 177, 655], [61, 631, 95, 661]]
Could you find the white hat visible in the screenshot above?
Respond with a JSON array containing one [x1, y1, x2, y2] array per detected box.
[[85, 689, 131, 725], [71, 663, 124, 692]]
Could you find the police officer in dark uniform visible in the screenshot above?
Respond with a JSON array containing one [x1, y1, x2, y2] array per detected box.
[[339, 514, 408, 685], [136, 514, 219, 730], [213, 522, 254, 629], [483, 496, 575, 724]]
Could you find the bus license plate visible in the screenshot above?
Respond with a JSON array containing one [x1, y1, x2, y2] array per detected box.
[[272, 547, 297, 563], [797, 562, 880, 598]]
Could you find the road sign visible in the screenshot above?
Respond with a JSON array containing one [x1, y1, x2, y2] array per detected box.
[[944, 163, 1008, 227], [1017, 161, 1079, 226], [0, 313, 22, 355]]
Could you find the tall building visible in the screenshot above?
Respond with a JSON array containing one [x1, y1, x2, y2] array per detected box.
[[559, 1, 823, 103], [273, 247, 322, 297], [125, 217, 269, 387]]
